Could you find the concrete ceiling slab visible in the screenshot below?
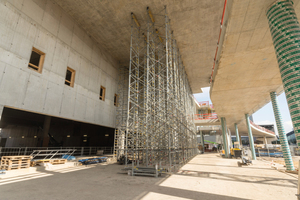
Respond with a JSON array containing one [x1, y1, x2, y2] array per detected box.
[[211, 0, 300, 134], [52, 0, 225, 93]]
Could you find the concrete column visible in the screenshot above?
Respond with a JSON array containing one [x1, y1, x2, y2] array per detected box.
[[245, 114, 256, 160], [42, 116, 51, 147], [200, 130, 204, 154], [270, 91, 294, 171], [264, 137, 269, 149], [234, 123, 240, 147], [266, 1, 300, 149], [0, 105, 4, 147], [221, 117, 229, 158], [0, 105, 4, 122], [227, 128, 232, 148]]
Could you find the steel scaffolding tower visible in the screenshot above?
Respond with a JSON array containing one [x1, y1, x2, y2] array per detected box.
[[113, 66, 128, 158], [114, 6, 197, 172]]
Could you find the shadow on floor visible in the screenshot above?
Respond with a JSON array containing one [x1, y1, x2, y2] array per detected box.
[[0, 163, 252, 200], [187, 162, 275, 171], [175, 169, 297, 188]]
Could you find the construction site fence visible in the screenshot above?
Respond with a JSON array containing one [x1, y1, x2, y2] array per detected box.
[[0, 146, 113, 157], [242, 145, 299, 157]]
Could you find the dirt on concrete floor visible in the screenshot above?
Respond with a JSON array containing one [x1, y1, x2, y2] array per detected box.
[[258, 156, 300, 170]]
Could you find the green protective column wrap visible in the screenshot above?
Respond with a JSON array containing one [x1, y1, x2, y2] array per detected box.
[[266, 0, 300, 148], [270, 91, 295, 171], [234, 123, 240, 146], [245, 114, 256, 160], [221, 117, 229, 158]]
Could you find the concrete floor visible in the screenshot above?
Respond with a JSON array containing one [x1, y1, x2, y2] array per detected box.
[[0, 153, 297, 200]]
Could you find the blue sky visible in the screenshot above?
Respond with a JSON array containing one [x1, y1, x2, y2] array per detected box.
[[194, 87, 293, 135]]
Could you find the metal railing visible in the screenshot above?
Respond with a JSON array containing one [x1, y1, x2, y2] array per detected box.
[[256, 148, 283, 157], [198, 101, 214, 108], [31, 149, 76, 160], [250, 121, 275, 135], [195, 113, 218, 120], [0, 146, 113, 157]]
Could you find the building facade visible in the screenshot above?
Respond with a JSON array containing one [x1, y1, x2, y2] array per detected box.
[[0, 0, 119, 147]]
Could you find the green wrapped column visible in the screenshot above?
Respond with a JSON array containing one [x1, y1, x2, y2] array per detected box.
[[270, 91, 294, 171], [266, 0, 300, 148], [245, 114, 256, 160], [221, 117, 229, 158], [234, 123, 240, 147]]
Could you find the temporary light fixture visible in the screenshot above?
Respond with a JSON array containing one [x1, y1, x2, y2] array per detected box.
[[83, 140, 87, 142], [105, 134, 109, 137], [34, 136, 37, 138], [22, 136, 24, 138], [147, 7, 155, 23], [131, 13, 140, 27], [67, 135, 70, 138], [83, 135, 87, 137]]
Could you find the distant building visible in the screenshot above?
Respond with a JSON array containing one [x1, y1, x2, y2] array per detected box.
[[286, 130, 296, 145], [259, 124, 275, 132]]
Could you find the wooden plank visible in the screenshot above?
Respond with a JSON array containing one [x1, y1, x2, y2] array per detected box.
[[1, 156, 32, 160]]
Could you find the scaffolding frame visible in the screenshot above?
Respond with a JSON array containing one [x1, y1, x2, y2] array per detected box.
[[114, 6, 197, 172]]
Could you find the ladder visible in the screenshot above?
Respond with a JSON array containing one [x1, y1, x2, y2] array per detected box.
[[113, 129, 119, 158]]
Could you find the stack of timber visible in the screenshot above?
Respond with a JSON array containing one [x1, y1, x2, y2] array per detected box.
[[0, 156, 32, 171], [31, 159, 67, 166]]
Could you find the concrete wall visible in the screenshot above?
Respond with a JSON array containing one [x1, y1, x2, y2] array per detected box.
[[0, 0, 119, 128]]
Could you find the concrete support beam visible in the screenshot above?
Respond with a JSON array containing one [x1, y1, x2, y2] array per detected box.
[[245, 114, 256, 160], [221, 117, 229, 158], [42, 116, 51, 147], [270, 91, 294, 171]]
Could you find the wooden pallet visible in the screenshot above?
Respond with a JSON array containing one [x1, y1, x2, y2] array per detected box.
[[1, 165, 30, 170], [51, 159, 67, 165], [31, 159, 67, 166], [0, 155, 32, 170], [1, 160, 30, 166], [0, 160, 30, 170], [1, 156, 32, 160]]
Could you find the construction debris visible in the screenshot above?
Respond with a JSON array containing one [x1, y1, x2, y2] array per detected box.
[[78, 157, 107, 165], [31, 159, 67, 166]]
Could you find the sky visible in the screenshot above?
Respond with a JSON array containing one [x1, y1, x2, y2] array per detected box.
[[194, 87, 293, 135]]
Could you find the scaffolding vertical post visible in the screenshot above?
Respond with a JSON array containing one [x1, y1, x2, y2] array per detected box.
[[115, 6, 198, 170]]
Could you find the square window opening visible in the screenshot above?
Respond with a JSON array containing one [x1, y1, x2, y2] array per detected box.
[[65, 67, 75, 87], [114, 94, 118, 106], [28, 47, 45, 73], [100, 86, 106, 101]]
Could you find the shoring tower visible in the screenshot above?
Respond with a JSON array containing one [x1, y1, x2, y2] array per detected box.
[[114, 6, 197, 172]]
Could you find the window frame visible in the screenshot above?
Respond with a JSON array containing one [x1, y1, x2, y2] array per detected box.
[[99, 86, 106, 101], [114, 94, 118, 106], [65, 67, 76, 87], [28, 47, 45, 73]]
